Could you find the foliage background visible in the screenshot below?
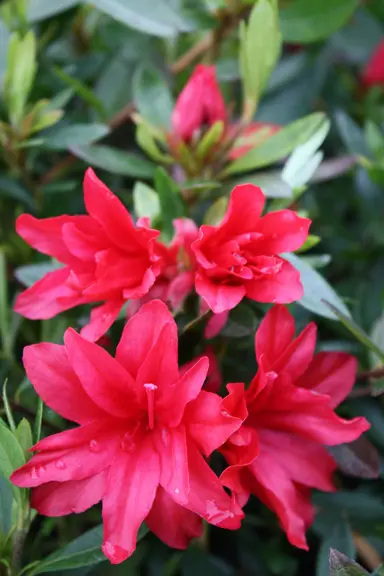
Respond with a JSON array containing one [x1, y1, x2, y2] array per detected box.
[[1, 0, 384, 575]]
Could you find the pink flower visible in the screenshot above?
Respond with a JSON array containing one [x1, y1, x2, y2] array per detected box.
[[192, 184, 311, 314], [361, 41, 384, 88], [11, 301, 244, 563], [14, 169, 165, 342], [219, 305, 370, 550], [127, 218, 198, 317], [171, 64, 226, 142]]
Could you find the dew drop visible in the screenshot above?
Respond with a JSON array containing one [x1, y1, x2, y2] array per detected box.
[[30, 466, 40, 480], [221, 409, 230, 417], [89, 439, 100, 453], [55, 460, 66, 470], [121, 432, 135, 453], [174, 488, 180, 494]]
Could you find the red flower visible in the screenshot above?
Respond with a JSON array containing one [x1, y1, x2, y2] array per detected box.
[[219, 305, 370, 550], [171, 64, 226, 142], [127, 218, 198, 317], [11, 300, 244, 563], [361, 41, 384, 88], [192, 185, 311, 314], [14, 169, 164, 342], [229, 122, 280, 160]]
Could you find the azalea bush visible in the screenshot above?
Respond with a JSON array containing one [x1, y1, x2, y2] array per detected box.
[[1, 0, 384, 575]]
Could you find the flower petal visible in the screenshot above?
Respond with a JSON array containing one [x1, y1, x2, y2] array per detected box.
[[184, 441, 244, 530], [64, 328, 137, 418], [22, 343, 106, 424], [116, 300, 177, 379], [11, 431, 118, 488], [146, 486, 202, 549], [256, 211, 311, 254], [31, 470, 108, 516], [204, 310, 229, 340], [195, 272, 245, 314], [245, 258, 303, 304], [80, 299, 124, 342], [219, 184, 265, 237], [102, 436, 160, 564], [14, 267, 85, 320], [153, 425, 189, 505], [296, 352, 358, 408], [254, 305, 295, 366], [185, 391, 243, 457]]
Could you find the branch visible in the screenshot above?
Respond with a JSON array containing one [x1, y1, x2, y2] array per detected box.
[[353, 532, 383, 571]]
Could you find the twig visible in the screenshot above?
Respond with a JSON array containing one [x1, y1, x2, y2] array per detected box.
[[170, 34, 213, 74], [353, 532, 383, 571], [357, 367, 384, 380]]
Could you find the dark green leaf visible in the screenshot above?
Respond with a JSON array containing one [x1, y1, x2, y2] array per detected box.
[[224, 112, 326, 175], [32, 524, 148, 574], [90, 0, 188, 37], [0, 176, 34, 207], [54, 67, 107, 120], [15, 262, 61, 288], [284, 253, 352, 320], [133, 65, 173, 129], [280, 0, 358, 43], [28, 0, 80, 21], [44, 123, 109, 150], [154, 168, 186, 241], [222, 303, 258, 338], [0, 476, 13, 537], [335, 111, 372, 158], [70, 145, 155, 178], [370, 311, 384, 368], [328, 436, 380, 479], [314, 491, 384, 523], [317, 521, 355, 576], [329, 550, 368, 576]]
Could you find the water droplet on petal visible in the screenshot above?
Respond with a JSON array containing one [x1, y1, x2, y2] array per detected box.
[[221, 409, 230, 417], [89, 439, 100, 453], [30, 466, 40, 480], [121, 432, 136, 453], [161, 428, 170, 446], [55, 460, 66, 470], [174, 488, 180, 494]]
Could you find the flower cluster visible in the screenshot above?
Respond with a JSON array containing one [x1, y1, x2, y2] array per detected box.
[[15, 168, 310, 341], [11, 300, 368, 563]]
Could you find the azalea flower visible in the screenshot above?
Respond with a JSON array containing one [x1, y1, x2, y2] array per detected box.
[[11, 300, 244, 563], [192, 184, 311, 313], [219, 305, 370, 549], [361, 40, 384, 88], [14, 169, 165, 342]]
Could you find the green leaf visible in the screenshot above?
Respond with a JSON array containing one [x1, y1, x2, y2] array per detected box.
[[280, 0, 359, 44], [4, 31, 37, 126], [133, 181, 161, 221], [15, 418, 33, 456], [90, 0, 188, 37], [0, 424, 25, 475], [240, 0, 281, 118], [15, 262, 61, 288], [328, 436, 380, 479], [329, 550, 368, 576], [283, 253, 352, 320], [222, 303, 258, 338], [0, 251, 11, 358], [136, 124, 173, 164], [28, 0, 80, 21], [3, 380, 16, 433], [44, 123, 109, 150], [31, 524, 148, 574], [0, 476, 13, 537], [295, 234, 321, 253], [335, 111, 371, 158], [369, 311, 384, 368], [230, 171, 292, 198], [282, 117, 330, 188], [204, 196, 228, 226], [323, 302, 384, 363], [133, 65, 174, 129], [224, 112, 326, 175], [373, 566, 384, 576], [196, 121, 225, 161], [70, 144, 155, 178], [154, 168, 186, 241], [365, 120, 384, 160], [317, 521, 355, 576], [54, 67, 107, 120]]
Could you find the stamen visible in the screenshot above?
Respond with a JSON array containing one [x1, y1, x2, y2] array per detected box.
[[144, 383, 158, 430]]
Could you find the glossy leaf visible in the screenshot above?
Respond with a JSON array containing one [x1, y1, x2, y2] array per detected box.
[[31, 524, 148, 573], [28, 0, 80, 21], [44, 123, 109, 150], [133, 65, 174, 129], [15, 262, 62, 288], [133, 181, 161, 221], [280, 0, 359, 43], [328, 436, 380, 479], [284, 253, 352, 320], [224, 112, 326, 175], [154, 168, 186, 241], [70, 145, 155, 178]]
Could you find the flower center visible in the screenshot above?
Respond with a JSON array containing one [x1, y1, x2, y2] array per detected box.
[[144, 383, 158, 430]]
